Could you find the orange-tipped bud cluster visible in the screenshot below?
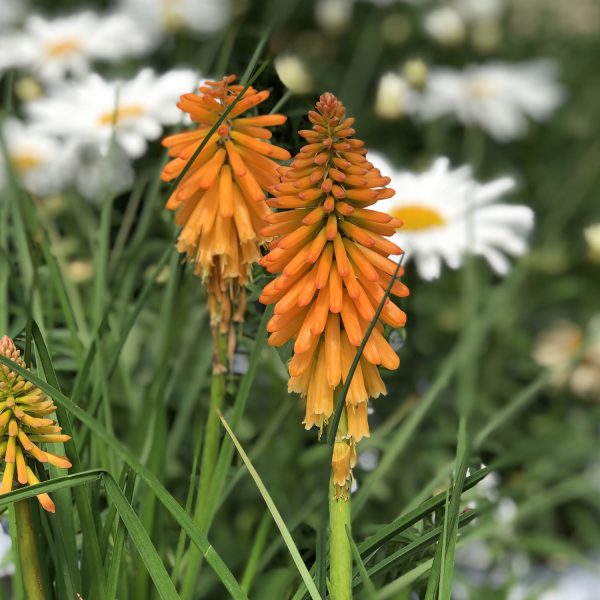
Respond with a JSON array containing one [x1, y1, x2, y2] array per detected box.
[[259, 93, 409, 492], [161, 74, 291, 332], [0, 336, 72, 513]]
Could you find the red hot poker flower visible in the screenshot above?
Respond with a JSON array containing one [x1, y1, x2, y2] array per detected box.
[[259, 93, 409, 496]]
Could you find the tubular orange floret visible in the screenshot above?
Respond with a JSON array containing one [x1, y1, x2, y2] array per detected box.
[[161, 74, 290, 343], [259, 93, 409, 495], [0, 336, 70, 513]]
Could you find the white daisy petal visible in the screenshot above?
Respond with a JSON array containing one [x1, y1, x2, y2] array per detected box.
[[414, 60, 563, 141], [119, 0, 230, 36], [416, 252, 443, 280], [0, 11, 156, 83], [26, 68, 201, 160], [371, 153, 535, 280], [0, 118, 73, 196]]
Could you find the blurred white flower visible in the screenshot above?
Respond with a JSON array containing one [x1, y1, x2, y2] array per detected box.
[[0, 0, 25, 30], [533, 318, 600, 401], [361, 0, 424, 5], [27, 68, 199, 159], [0, 521, 14, 577], [315, 0, 353, 33], [357, 448, 379, 471], [509, 562, 600, 600], [0, 11, 154, 83], [584, 223, 600, 262], [496, 497, 518, 524], [274, 55, 313, 95], [402, 58, 428, 89], [424, 7, 466, 46], [0, 117, 73, 196], [120, 0, 229, 35], [371, 153, 534, 280], [67, 260, 95, 284], [454, 0, 504, 23], [456, 540, 493, 571], [73, 143, 135, 202], [417, 61, 564, 141], [375, 73, 415, 119]]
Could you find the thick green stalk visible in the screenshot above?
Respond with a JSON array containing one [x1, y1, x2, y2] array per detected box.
[[329, 479, 352, 600], [180, 331, 228, 599], [329, 405, 352, 600], [14, 499, 45, 600]]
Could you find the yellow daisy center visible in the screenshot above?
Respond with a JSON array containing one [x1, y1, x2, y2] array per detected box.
[[45, 38, 81, 57], [391, 204, 446, 231], [11, 152, 43, 172], [467, 77, 498, 98], [97, 105, 145, 127]]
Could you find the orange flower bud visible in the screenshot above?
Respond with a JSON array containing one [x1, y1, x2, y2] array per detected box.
[[0, 336, 70, 512], [161, 75, 290, 336]]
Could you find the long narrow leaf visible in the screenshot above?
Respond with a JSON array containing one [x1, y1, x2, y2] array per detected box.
[[103, 474, 180, 600], [219, 411, 323, 600], [0, 354, 248, 600]]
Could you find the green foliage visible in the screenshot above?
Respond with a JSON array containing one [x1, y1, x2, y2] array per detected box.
[[1, 0, 600, 598]]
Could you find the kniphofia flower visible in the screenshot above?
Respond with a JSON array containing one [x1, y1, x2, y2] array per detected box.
[[0, 336, 72, 513], [259, 93, 409, 496], [161, 75, 290, 335]]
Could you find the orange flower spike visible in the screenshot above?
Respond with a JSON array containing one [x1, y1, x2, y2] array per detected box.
[[259, 93, 409, 497], [161, 75, 290, 336], [0, 336, 71, 513]]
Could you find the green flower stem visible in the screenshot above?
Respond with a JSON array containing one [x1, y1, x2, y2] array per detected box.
[[14, 499, 45, 600], [329, 477, 352, 600], [180, 330, 228, 599], [329, 404, 352, 600]]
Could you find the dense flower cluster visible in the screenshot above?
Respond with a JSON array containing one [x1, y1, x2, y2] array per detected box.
[[161, 75, 290, 336], [259, 93, 408, 495], [0, 336, 71, 513]]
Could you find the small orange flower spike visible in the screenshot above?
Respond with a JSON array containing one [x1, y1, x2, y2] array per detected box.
[[161, 75, 290, 338], [259, 93, 409, 496], [0, 336, 72, 513]]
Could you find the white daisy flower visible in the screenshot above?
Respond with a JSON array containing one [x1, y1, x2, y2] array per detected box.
[[27, 68, 200, 159], [423, 7, 466, 46], [0, 11, 155, 83], [0, 118, 73, 196], [454, 0, 504, 23], [416, 61, 564, 141], [119, 0, 230, 36], [374, 72, 417, 120], [370, 153, 535, 280], [274, 55, 313, 95], [73, 143, 135, 202]]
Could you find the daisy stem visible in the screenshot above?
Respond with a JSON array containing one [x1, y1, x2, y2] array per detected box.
[[13, 499, 46, 600], [329, 405, 352, 600], [179, 329, 228, 599]]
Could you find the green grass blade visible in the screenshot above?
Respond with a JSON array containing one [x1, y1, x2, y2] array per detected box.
[[353, 348, 460, 515], [203, 305, 273, 531], [219, 411, 323, 600], [363, 510, 479, 584], [347, 526, 376, 598], [31, 321, 106, 598], [103, 474, 180, 600], [357, 467, 489, 556], [327, 258, 404, 450], [0, 354, 248, 600], [240, 511, 271, 594], [0, 471, 104, 507]]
